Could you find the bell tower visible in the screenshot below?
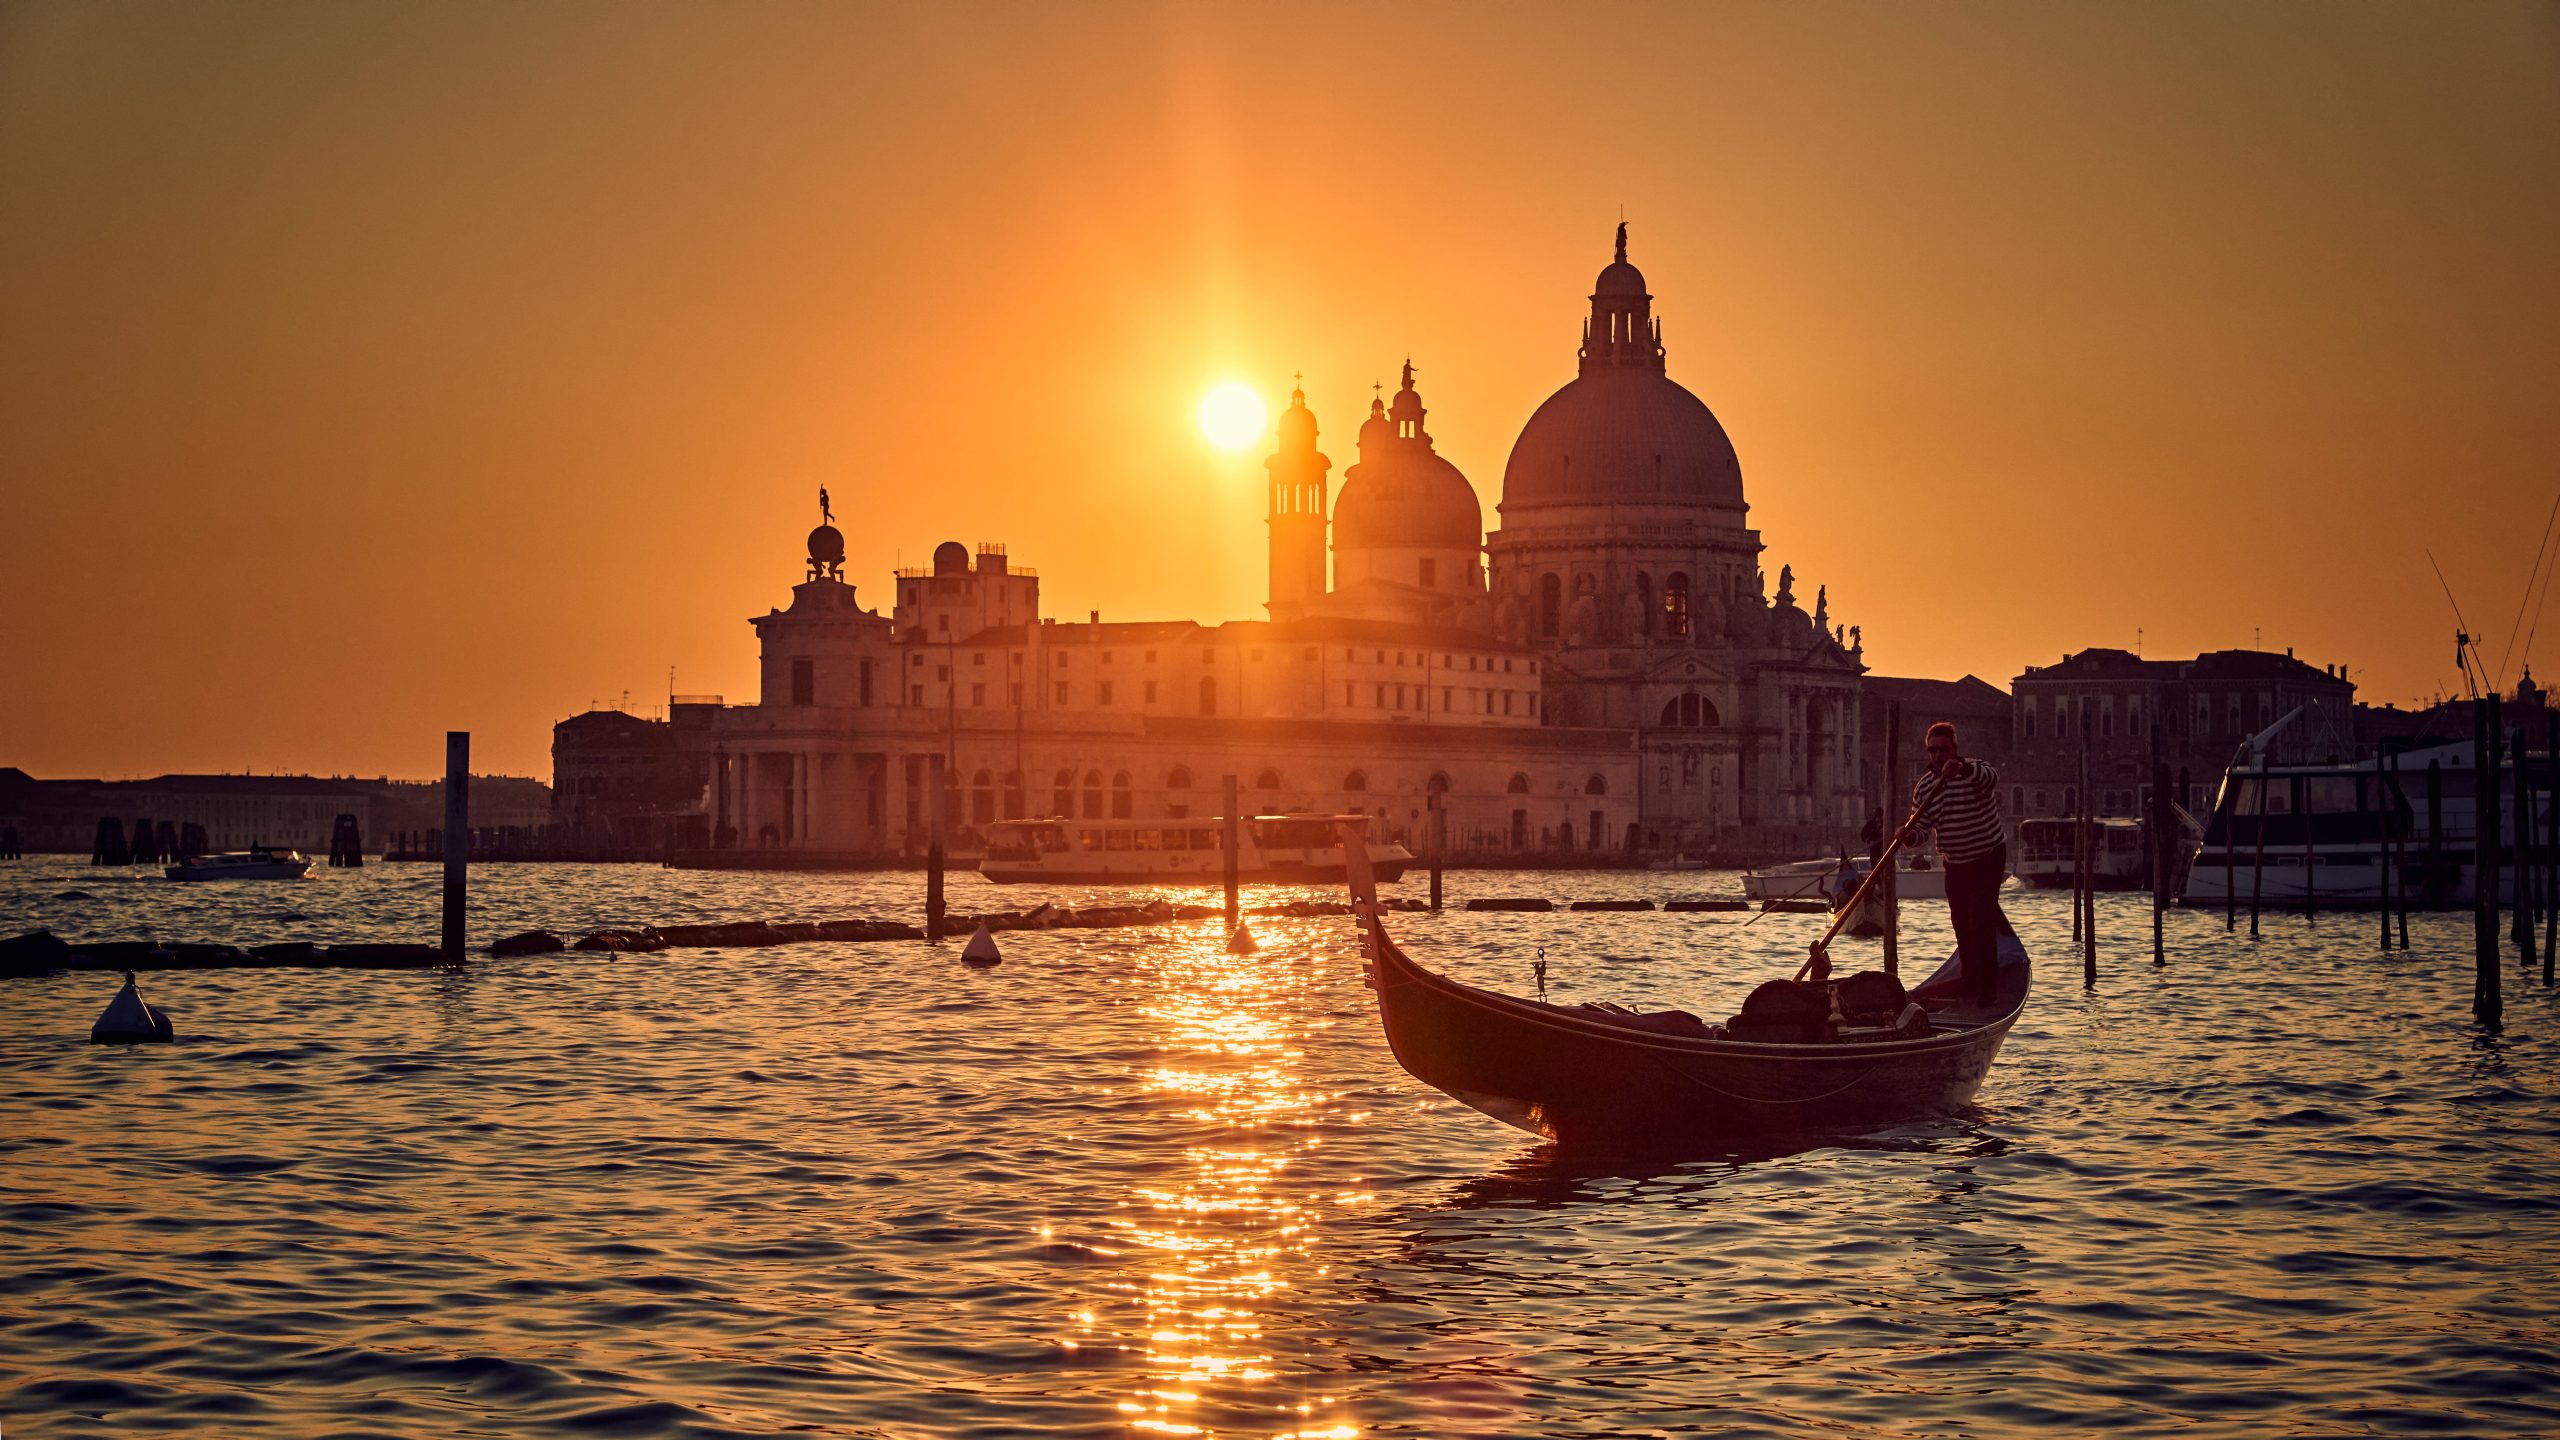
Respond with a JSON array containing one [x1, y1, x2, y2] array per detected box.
[[1265, 378, 1330, 618]]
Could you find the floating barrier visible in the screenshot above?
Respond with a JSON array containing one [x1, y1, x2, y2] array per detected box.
[[490, 930, 566, 957], [91, 971, 173, 1044], [1466, 898, 1556, 913], [1664, 899, 1751, 913], [1569, 900, 1655, 912], [961, 924, 1003, 967]]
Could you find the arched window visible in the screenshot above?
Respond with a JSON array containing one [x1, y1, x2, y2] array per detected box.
[[1538, 574, 1562, 638], [1664, 573, 1691, 637], [1166, 766, 1192, 791], [1635, 574, 1654, 636], [1198, 677, 1217, 715], [1111, 770, 1133, 818], [1052, 769, 1075, 817], [971, 769, 995, 825], [1083, 769, 1105, 819], [1254, 769, 1283, 790], [1003, 770, 1025, 819], [1584, 774, 1607, 796], [1426, 771, 1450, 795], [1657, 691, 1717, 727], [1343, 770, 1368, 792], [2012, 785, 2025, 816], [1506, 772, 1531, 795]]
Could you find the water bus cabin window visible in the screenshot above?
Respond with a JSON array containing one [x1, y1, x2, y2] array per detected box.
[[791, 658, 815, 706]]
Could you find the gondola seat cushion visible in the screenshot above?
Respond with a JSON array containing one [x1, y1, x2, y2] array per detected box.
[[1725, 979, 1832, 1044], [1575, 1002, 1713, 1038]]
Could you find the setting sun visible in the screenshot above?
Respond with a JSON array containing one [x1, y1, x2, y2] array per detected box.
[[1197, 382, 1269, 453]]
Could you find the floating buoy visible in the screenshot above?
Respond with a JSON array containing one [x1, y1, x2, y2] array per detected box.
[[91, 971, 173, 1044], [1225, 924, 1258, 955], [960, 923, 1002, 967]]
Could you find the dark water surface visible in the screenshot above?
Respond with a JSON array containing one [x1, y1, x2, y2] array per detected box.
[[4, 861, 2557, 1437]]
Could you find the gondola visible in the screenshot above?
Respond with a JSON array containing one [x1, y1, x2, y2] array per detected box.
[[1339, 832, 2030, 1147]]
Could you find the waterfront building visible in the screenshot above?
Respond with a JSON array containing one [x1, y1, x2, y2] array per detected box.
[[675, 228, 1884, 864], [2007, 646, 2356, 821]]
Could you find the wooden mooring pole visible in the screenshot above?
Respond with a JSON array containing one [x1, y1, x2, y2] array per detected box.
[[2389, 751, 2410, 950], [2378, 753, 2396, 953], [2514, 725, 2537, 965], [441, 732, 469, 959], [2545, 714, 2557, 984], [1882, 702, 1902, 979], [2079, 735, 2096, 981], [925, 753, 947, 942], [1223, 775, 1241, 932], [1428, 791, 1445, 913], [2248, 767, 2267, 940], [2149, 723, 2166, 967], [2476, 696, 2502, 1024]]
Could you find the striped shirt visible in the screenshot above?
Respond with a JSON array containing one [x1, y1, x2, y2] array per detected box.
[[1910, 759, 2005, 864]]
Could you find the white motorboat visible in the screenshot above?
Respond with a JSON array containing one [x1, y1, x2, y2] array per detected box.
[[979, 813, 1413, 885], [1741, 851, 1956, 901], [166, 847, 312, 881], [2014, 817, 2153, 890]]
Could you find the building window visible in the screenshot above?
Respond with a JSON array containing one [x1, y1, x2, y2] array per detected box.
[[1144, 681, 1158, 704], [1585, 774, 1607, 796], [971, 683, 987, 706], [1344, 683, 1355, 706], [972, 653, 986, 666], [1010, 682, 1023, 706], [791, 658, 814, 706], [1053, 682, 1068, 704], [1055, 652, 1067, 668], [1083, 771, 1105, 818], [1098, 681, 1115, 706], [910, 685, 924, 706], [1167, 767, 1192, 790], [1665, 573, 1691, 637], [1658, 692, 1716, 727], [1344, 770, 1368, 792], [1375, 684, 1386, 707], [937, 665, 950, 682], [1111, 771, 1133, 818], [1004, 771, 1025, 819], [1053, 770, 1075, 816], [971, 770, 995, 825], [860, 659, 874, 707], [1507, 773, 1531, 794], [1539, 573, 1562, 638], [1254, 769, 1282, 790], [1198, 677, 1217, 715]]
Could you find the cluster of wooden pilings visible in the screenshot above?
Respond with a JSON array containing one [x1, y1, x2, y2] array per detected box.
[[88, 819, 207, 867]]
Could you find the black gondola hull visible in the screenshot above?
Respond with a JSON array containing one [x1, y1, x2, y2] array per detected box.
[[1371, 940, 2028, 1146]]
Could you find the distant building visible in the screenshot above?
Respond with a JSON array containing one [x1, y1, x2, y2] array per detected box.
[[2355, 668, 2546, 754], [1858, 675, 2015, 815], [2008, 647, 2355, 821], [0, 772, 381, 854], [549, 706, 717, 853]]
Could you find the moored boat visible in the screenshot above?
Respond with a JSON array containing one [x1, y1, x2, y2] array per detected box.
[[1741, 851, 1955, 901], [165, 847, 312, 881], [2013, 817, 2151, 890]]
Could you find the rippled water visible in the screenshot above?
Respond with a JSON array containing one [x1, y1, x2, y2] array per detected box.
[[4, 859, 2558, 1437]]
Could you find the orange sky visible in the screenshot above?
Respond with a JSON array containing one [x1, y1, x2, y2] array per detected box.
[[2, 2, 2554, 779]]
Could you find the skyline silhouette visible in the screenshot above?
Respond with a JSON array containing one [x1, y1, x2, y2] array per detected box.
[[2, 3, 2553, 778]]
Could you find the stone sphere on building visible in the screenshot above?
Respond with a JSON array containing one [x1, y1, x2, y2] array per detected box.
[[1501, 368, 1744, 513], [807, 524, 846, 568]]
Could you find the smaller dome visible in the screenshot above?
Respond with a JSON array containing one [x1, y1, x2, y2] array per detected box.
[[1593, 259, 1647, 296], [1277, 387, 1317, 445], [931, 540, 970, 576], [807, 524, 845, 567]]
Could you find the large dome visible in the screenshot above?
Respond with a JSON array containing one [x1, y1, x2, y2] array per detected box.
[[1501, 368, 1743, 511], [1334, 449, 1483, 550]]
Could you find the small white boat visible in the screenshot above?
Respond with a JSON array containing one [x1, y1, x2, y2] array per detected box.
[[979, 814, 1412, 885], [1742, 852, 1956, 901], [2014, 818, 2153, 890], [166, 848, 311, 881]]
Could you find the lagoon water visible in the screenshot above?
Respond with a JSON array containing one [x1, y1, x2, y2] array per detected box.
[[3, 859, 2558, 1437]]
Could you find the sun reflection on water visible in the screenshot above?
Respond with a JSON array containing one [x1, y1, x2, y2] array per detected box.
[[1065, 921, 1363, 1438]]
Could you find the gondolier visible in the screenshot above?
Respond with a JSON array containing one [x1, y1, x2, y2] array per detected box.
[[1899, 722, 2010, 1003]]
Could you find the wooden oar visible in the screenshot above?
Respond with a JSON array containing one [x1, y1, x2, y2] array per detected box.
[[1797, 805, 1923, 982]]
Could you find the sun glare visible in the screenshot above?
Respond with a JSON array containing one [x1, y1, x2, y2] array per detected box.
[[1197, 382, 1268, 453]]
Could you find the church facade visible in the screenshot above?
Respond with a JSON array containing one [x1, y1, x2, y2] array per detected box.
[[688, 229, 1865, 864]]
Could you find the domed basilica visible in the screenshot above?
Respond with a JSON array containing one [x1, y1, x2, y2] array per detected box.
[[1267, 225, 1868, 848], [683, 227, 1867, 865]]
